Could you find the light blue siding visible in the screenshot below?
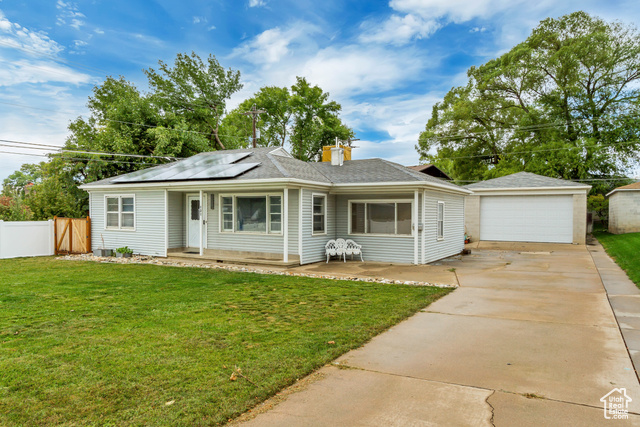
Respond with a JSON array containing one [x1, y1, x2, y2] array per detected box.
[[422, 190, 465, 263], [335, 193, 416, 264], [168, 191, 184, 249], [300, 189, 335, 264], [90, 190, 165, 256]]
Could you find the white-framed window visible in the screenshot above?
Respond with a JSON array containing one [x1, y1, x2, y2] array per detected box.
[[105, 195, 135, 230], [437, 201, 445, 240], [312, 194, 327, 235], [221, 196, 233, 231], [269, 196, 282, 234], [219, 194, 283, 234], [348, 199, 412, 236]]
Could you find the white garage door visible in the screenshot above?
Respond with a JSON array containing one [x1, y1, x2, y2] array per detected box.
[[480, 195, 573, 243]]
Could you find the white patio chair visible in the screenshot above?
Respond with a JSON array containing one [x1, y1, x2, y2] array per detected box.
[[345, 239, 363, 261], [325, 239, 346, 263]]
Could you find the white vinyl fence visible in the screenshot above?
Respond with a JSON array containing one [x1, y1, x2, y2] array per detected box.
[[0, 220, 55, 259]]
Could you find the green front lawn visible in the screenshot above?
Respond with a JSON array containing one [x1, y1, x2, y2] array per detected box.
[[0, 258, 450, 426], [594, 230, 640, 289]]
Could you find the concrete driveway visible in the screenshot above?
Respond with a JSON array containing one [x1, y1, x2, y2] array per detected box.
[[239, 243, 640, 426]]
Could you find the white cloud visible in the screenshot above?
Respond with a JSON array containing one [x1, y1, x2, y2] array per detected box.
[[299, 46, 426, 97], [0, 58, 91, 86], [193, 16, 208, 24], [94, 28, 104, 35], [56, 0, 86, 30], [360, 14, 440, 45], [248, 0, 266, 7], [0, 11, 63, 56], [69, 39, 88, 55], [207, 25, 216, 31], [389, 0, 529, 23], [470, 26, 486, 32], [231, 23, 321, 66], [341, 93, 442, 165]]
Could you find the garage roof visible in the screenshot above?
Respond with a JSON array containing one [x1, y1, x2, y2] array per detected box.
[[606, 181, 640, 197], [464, 172, 590, 190]]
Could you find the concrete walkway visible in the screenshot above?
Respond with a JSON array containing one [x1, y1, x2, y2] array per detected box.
[[588, 239, 640, 381], [239, 243, 640, 426]]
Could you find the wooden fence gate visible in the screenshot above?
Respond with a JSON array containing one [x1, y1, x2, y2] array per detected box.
[[54, 216, 91, 255]]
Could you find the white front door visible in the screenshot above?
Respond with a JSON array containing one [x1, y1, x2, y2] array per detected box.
[[187, 195, 203, 248]]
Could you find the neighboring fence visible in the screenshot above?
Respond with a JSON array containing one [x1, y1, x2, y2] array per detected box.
[[0, 220, 55, 259], [54, 216, 91, 255]]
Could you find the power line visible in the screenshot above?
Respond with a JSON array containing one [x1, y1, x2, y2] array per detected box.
[[241, 104, 266, 148], [0, 139, 181, 160], [428, 138, 639, 161], [0, 150, 157, 165]]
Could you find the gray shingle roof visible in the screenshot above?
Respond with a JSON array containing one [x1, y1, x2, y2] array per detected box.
[[82, 147, 464, 191], [464, 172, 589, 189], [311, 159, 461, 189]]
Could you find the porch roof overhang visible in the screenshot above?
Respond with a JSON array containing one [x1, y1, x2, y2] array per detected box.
[[80, 177, 331, 192], [329, 181, 473, 196], [81, 177, 472, 195]]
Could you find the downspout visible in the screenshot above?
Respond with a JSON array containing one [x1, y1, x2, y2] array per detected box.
[[164, 189, 168, 257], [199, 189, 203, 256]]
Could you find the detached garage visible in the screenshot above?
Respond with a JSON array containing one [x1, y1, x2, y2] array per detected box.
[[464, 172, 591, 244]]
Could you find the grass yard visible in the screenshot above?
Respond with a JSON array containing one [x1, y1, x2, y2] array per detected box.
[[0, 257, 450, 426], [594, 230, 640, 289]]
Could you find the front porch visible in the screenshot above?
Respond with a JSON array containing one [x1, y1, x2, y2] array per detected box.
[[167, 248, 301, 268], [166, 186, 300, 264]]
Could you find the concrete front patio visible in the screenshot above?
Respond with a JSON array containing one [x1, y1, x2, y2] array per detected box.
[[237, 242, 640, 426]]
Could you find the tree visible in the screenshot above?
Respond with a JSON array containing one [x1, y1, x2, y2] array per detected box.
[[2, 163, 43, 197], [418, 11, 640, 185], [145, 52, 243, 150], [0, 195, 33, 221], [221, 77, 353, 161], [588, 194, 609, 227], [220, 86, 292, 148]]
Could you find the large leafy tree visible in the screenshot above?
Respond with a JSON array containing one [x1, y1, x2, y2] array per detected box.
[[221, 77, 353, 161], [1, 160, 86, 220], [3, 52, 243, 219], [418, 11, 640, 189], [220, 86, 292, 148], [65, 75, 212, 183], [145, 52, 243, 150]]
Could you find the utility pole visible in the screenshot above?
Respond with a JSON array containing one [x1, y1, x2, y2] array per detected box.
[[241, 104, 266, 148]]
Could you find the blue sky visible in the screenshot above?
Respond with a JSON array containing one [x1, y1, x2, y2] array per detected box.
[[0, 0, 639, 181]]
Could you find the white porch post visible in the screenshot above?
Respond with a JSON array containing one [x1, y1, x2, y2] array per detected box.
[[414, 190, 419, 265], [283, 187, 289, 263], [298, 188, 303, 265], [422, 190, 426, 265], [199, 190, 204, 256], [164, 189, 169, 257]]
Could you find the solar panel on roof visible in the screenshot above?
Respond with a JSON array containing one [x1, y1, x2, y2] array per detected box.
[[112, 151, 255, 183]]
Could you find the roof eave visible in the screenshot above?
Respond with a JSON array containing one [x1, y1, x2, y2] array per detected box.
[[468, 185, 591, 193], [80, 177, 331, 191], [331, 181, 472, 195], [606, 188, 640, 197]]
